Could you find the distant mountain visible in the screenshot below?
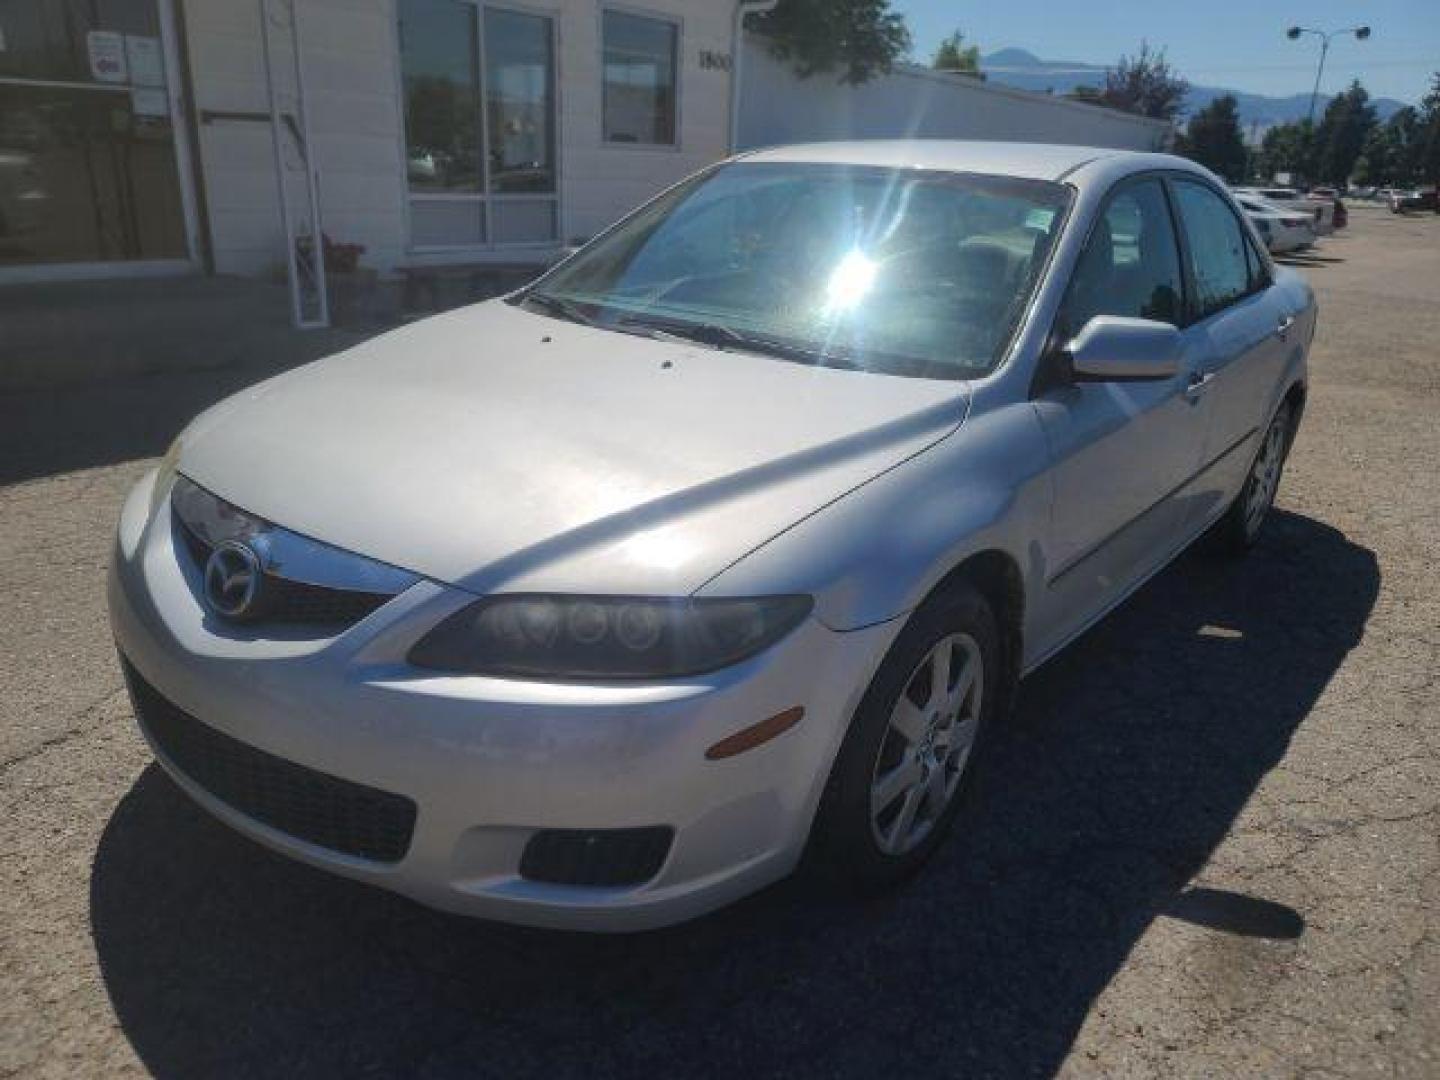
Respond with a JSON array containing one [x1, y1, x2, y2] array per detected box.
[[980, 48, 1408, 132]]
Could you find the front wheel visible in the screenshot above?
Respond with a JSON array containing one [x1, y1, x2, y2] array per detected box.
[[807, 581, 1001, 890], [1209, 401, 1294, 554]]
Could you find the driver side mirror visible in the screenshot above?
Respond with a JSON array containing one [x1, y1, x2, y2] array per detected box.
[[1063, 315, 1181, 382]]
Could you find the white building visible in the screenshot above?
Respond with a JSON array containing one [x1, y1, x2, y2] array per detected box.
[[737, 38, 1171, 155], [0, 0, 1171, 291]]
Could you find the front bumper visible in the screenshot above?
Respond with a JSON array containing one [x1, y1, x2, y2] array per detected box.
[[107, 471, 897, 931]]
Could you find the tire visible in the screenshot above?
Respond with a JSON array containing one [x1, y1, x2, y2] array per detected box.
[[807, 580, 1003, 891], [1208, 401, 1294, 555]]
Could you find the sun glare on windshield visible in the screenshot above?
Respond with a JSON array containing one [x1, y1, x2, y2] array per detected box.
[[823, 249, 879, 314]]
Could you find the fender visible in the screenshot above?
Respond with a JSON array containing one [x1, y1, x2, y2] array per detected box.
[[698, 400, 1053, 634]]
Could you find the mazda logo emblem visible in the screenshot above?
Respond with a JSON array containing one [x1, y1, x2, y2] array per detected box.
[[204, 540, 263, 619]]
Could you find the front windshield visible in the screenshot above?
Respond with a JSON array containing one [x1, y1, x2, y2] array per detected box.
[[520, 161, 1072, 379]]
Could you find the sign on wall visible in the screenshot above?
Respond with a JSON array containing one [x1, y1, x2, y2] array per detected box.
[[86, 30, 128, 83], [125, 35, 166, 87], [699, 49, 731, 72]]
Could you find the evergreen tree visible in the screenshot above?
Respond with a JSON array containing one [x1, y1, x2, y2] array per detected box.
[[1312, 80, 1377, 186], [1180, 95, 1248, 182], [1418, 72, 1440, 185]]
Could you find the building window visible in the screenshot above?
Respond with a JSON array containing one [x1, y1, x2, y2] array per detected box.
[[602, 10, 677, 145], [399, 0, 481, 193], [397, 0, 557, 247], [485, 9, 555, 193]]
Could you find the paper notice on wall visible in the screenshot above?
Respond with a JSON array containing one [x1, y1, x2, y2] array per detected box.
[[131, 87, 169, 118], [125, 35, 165, 86], [87, 30, 128, 83]]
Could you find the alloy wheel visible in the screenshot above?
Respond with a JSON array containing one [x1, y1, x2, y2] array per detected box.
[[869, 632, 984, 856], [1244, 412, 1289, 536]]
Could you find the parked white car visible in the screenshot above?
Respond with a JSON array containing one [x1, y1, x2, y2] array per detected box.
[[1233, 187, 1334, 235], [110, 142, 1316, 931], [1233, 195, 1316, 254]]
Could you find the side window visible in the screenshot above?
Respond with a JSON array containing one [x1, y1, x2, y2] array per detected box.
[[1243, 230, 1269, 290], [1059, 179, 1183, 339], [1172, 180, 1253, 319]]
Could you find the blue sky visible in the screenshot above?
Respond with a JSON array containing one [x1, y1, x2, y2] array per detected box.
[[892, 1, 1440, 104]]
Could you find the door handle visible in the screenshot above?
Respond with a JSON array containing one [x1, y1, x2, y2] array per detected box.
[[1185, 371, 1216, 401], [1276, 314, 1295, 339]]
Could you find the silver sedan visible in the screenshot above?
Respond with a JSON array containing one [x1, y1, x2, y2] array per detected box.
[[109, 141, 1315, 931]]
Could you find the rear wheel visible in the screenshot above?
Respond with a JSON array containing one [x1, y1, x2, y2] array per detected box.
[[1209, 401, 1294, 554], [808, 581, 1001, 889]]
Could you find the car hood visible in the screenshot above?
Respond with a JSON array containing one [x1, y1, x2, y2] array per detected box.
[[177, 301, 969, 597]]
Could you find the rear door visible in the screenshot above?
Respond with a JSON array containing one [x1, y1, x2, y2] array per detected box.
[[1167, 177, 1291, 529], [1032, 176, 1207, 651]]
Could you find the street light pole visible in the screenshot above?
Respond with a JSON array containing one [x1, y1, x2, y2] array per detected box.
[[1286, 25, 1372, 128]]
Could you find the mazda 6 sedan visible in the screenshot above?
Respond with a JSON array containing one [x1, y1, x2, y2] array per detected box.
[[109, 141, 1315, 931]]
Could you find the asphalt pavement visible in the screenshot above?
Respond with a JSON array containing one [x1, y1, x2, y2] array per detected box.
[[1, 206, 1436, 1078]]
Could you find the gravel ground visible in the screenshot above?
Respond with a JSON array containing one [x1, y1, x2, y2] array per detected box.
[[1, 207, 1437, 1078]]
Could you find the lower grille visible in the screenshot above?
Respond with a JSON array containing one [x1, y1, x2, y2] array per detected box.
[[520, 827, 673, 887], [122, 657, 416, 863]]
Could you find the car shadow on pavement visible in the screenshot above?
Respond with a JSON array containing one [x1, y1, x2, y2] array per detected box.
[[89, 509, 1377, 1078]]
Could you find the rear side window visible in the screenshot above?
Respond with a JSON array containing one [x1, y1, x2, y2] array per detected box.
[[1059, 178, 1183, 338], [1172, 180, 1253, 319]]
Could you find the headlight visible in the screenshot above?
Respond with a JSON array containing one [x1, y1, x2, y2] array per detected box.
[[147, 436, 183, 521], [408, 594, 813, 680]]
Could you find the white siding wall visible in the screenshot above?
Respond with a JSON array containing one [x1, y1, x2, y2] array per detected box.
[[184, 0, 406, 276], [557, 1, 734, 243], [737, 35, 1171, 154], [182, 0, 738, 275]]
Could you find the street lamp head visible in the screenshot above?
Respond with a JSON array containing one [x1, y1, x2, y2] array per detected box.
[[1286, 26, 1302, 39], [1354, 26, 1371, 40]]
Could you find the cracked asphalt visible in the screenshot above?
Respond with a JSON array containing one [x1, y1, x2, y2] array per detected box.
[[2, 207, 1437, 1078]]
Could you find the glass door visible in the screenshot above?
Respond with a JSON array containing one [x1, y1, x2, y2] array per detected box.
[[0, 0, 192, 270]]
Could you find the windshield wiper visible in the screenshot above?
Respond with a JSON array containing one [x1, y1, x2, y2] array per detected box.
[[617, 312, 748, 349], [616, 312, 860, 368], [520, 291, 599, 327]]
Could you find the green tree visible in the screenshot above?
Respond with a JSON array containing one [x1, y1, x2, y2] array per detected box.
[[747, 0, 910, 85], [1353, 122, 1398, 186], [1099, 42, 1189, 121], [1256, 120, 1315, 183], [1312, 80, 1377, 186], [1178, 95, 1248, 181], [932, 30, 980, 75], [1418, 72, 1440, 185]]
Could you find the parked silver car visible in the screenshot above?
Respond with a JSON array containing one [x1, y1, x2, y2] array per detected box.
[[109, 142, 1315, 931]]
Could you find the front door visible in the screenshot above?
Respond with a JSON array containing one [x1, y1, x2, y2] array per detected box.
[[1032, 176, 1206, 655], [1167, 178, 1292, 528], [0, 0, 194, 277]]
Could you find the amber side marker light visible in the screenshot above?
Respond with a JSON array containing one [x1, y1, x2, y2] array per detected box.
[[704, 706, 805, 760]]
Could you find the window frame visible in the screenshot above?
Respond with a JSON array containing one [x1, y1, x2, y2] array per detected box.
[[1049, 171, 1190, 348], [1163, 174, 1272, 327], [393, 0, 564, 256], [599, 4, 682, 150]]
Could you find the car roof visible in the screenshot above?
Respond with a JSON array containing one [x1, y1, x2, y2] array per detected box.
[[737, 140, 1206, 186]]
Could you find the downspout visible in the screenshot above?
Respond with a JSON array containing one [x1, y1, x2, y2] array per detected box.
[[729, 0, 780, 153]]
